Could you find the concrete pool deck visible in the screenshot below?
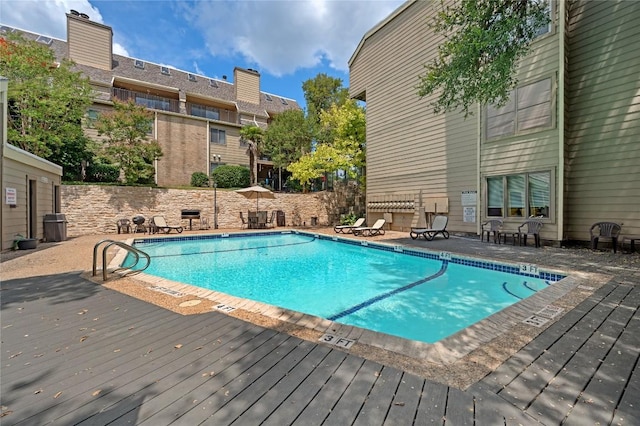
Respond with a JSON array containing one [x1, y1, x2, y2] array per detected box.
[[1, 228, 639, 424]]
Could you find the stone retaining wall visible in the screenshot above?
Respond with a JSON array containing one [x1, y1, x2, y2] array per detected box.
[[61, 185, 331, 237]]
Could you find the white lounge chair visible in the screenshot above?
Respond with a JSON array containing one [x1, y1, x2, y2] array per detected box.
[[410, 215, 449, 241], [333, 217, 365, 233], [353, 219, 386, 237], [151, 216, 184, 234]]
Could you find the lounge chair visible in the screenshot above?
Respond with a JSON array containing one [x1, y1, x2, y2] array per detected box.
[[410, 215, 449, 241], [590, 221, 621, 253], [150, 216, 183, 234], [353, 219, 386, 237], [334, 217, 365, 233]]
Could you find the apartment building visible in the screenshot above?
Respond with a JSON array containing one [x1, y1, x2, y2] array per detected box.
[[349, 0, 640, 243], [2, 11, 300, 187]]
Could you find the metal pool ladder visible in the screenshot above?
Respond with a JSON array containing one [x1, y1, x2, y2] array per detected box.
[[93, 239, 151, 281]]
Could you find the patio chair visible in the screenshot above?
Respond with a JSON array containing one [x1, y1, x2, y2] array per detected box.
[[513, 219, 543, 247], [410, 215, 449, 241], [116, 218, 131, 234], [240, 212, 249, 229], [265, 211, 276, 228], [481, 219, 503, 243], [150, 216, 184, 234], [590, 221, 621, 253], [353, 219, 386, 237], [333, 217, 365, 233]]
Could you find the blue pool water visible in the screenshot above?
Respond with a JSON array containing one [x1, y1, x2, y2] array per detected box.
[[130, 232, 562, 343]]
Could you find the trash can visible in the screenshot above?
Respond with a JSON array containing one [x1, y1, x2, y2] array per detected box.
[[43, 213, 68, 242], [276, 210, 285, 227]]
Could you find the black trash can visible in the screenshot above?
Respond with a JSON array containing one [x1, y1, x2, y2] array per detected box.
[[276, 210, 285, 227], [43, 213, 68, 242]]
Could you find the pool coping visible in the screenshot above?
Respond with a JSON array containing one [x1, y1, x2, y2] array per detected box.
[[109, 230, 610, 366]]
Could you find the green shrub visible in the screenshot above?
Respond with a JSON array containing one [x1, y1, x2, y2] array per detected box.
[[86, 162, 120, 183], [190, 171, 209, 187], [211, 165, 250, 188], [340, 213, 358, 225]]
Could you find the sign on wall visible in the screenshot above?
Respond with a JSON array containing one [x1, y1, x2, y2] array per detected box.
[[463, 207, 476, 223], [5, 187, 17, 205], [461, 190, 477, 206]]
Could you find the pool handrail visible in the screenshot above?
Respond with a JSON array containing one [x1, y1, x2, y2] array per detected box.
[[92, 239, 151, 281]]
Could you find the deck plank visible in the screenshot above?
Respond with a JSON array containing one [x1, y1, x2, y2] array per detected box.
[[204, 340, 323, 425], [383, 372, 424, 426], [290, 355, 366, 426], [413, 378, 448, 424], [561, 292, 639, 425], [352, 366, 403, 426], [443, 387, 474, 425]]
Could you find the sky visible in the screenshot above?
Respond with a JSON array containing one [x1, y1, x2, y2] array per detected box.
[[0, 0, 405, 109]]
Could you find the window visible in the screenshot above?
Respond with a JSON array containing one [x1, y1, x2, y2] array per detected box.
[[191, 104, 220, 120], [265, 94, 272, 101], [209, 79, 219, 88], [533, 0, 552, 37], [36, 35, 52, 45], [486, 77, 552, 139], [280, 97, 288, 105], [188, 73, 197, 82], [135, 94, 171, 111], [161, 66, 170, 75], [134, 59, 145, 69], [86, 109, 99, 127], [487, 171, 551, 218], [210, 128, 226, 145]]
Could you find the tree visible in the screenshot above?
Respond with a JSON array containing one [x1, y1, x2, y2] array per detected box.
[[1, 33, 94, 174], [417, 0, 550, 115], [302, 73, 349, 129], [94, 99, 162, 184], [262, 109, 312, 169], [319, 100, 366, 177], [239, 125, 264, 186]]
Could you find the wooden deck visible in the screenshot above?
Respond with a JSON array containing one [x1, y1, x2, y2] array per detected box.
[[1, 271, 638, 425]]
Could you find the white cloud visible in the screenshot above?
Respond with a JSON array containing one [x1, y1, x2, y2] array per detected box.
[[1, 0, 129, 56], [181, 0, 404, 76], [1, 0, 402, 78]]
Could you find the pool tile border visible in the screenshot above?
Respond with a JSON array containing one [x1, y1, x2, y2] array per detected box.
[[115, 230, 607, 366]]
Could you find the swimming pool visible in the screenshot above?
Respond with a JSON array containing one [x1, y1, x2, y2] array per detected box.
[[129, 232, 565, 344]]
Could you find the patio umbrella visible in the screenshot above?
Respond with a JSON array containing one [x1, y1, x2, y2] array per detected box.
[[235, 185, 275, 211]]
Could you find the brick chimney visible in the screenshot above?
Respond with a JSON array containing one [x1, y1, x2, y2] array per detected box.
[[66, 11, 113, 71], [234, 67, 261, 105]]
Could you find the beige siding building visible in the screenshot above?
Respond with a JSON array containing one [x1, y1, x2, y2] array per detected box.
[[1, 78, 64, 250], [349, 0, 640, 243], [2, 12, 300, 188]]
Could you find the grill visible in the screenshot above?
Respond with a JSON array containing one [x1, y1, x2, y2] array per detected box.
[[181, 209, 201, 230]]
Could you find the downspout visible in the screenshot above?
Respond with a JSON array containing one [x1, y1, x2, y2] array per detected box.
[[476, 102, 482, 236], [557, 0, 566, 243], [154, 111, 159, 184]]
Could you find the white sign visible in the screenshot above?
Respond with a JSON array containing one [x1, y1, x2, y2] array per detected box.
[[463, 206, 476, 223], [5, 188, 17, 205], [461, 190, 477, 206]]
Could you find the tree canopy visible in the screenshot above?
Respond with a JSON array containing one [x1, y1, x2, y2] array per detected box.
[[262, 109, 312, 169], [302, 73, 349, 127], [94, 99, 162, 184], [1, 33, 94, 178], [417, 0, 550, 115]]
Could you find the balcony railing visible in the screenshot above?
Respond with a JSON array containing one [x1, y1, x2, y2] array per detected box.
[[187, 102, 238, 125], [111, 87, 179, 113]]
